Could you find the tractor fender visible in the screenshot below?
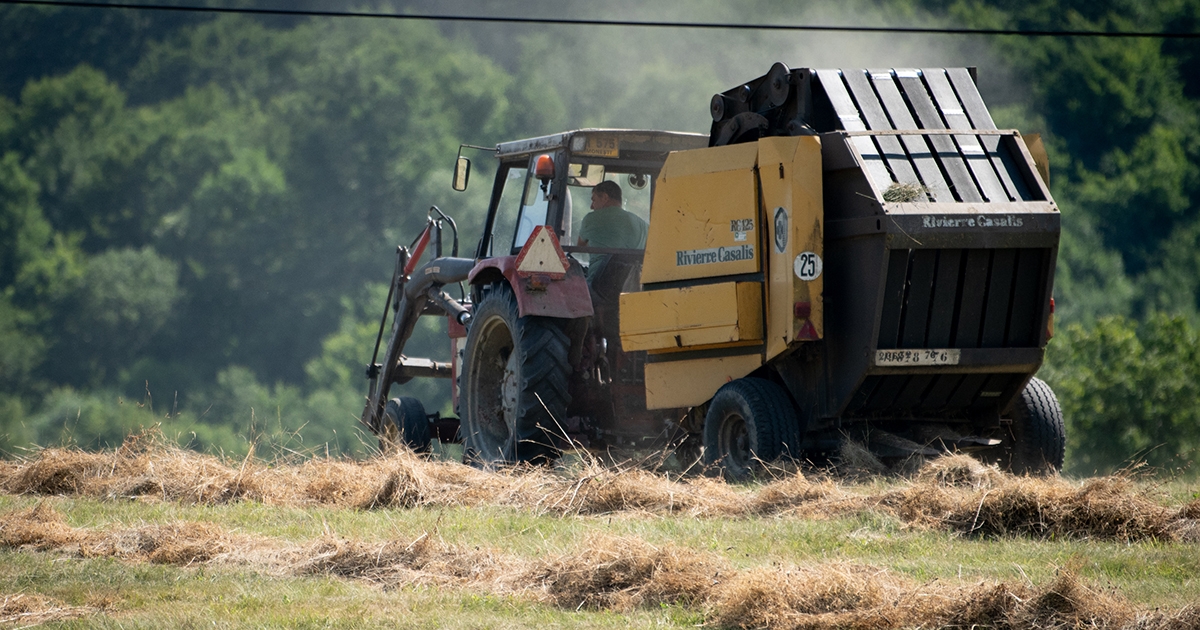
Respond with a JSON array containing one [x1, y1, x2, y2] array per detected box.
[[469, 256, 594, 319]]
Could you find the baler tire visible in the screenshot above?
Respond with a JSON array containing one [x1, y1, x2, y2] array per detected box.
[[459, 283, 569, 467], [1005, 377, 1066, 475], [380, 396, 431, 453], [702, 378, 800, 481]]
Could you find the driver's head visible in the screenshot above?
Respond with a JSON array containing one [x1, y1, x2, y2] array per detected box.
[[590, 180, 622, 210]]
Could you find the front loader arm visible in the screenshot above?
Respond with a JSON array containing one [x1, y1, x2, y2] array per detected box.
[[360, 221, 475, 434]]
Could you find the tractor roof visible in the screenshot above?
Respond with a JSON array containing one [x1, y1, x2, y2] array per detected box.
[[494, 129, 708, 159]]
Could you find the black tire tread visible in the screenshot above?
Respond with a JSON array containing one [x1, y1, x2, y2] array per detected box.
[[513, 315, 572, 461], [382, 396, 431, 453], [460, 284, 571, 465], [702, 377, 800, 478], [1009, 376, 1066, 475]]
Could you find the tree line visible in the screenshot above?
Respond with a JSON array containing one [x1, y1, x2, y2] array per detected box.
[[1, 0, 1198, 474]]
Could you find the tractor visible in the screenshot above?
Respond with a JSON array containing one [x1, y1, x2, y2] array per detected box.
[[360, 63, 1065, 477]]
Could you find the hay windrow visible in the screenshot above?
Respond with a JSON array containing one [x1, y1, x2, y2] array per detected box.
[[0, 502, 83, 550], [556, 466, 743, 516], [888, 475, 1181, 541], [0, 592, 97, 626], [915, 453, 1005, 488], [526, 534, 721, 611], [0, 503, 244, 564], [291, 532, 498, 586], [1, 504, 1195, 630], [1, 439, 1196, 541]]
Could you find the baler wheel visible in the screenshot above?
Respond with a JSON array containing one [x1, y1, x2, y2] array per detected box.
[[1004, 377, 1066, 475], [459, 283, 569, 467], [703, 378, 801, 480], [380, 396, 431, 453]]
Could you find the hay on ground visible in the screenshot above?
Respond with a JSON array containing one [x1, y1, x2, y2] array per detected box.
[[2, 435, 1196, 543], [528, 534, 721, 611], [916, 453, 1005, 488], [0, 502, 82, 550], [835, 440, 890, 478], [2, 503, 1194, 630], [0, 593, 96, 625]]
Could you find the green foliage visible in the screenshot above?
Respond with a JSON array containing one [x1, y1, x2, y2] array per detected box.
[[1042, 314, 1200, 475], [1052, 211, 1136, 323], [1, 1, 1199, 469], [47, 247, 180, 387], [27, 387, 244, 455]]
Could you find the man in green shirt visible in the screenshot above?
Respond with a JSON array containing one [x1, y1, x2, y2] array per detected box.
[[576, 180, 647, 285]]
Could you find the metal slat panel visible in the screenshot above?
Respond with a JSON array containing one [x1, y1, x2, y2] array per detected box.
[[873, 69, 953, 201], [893, 374, 934, 409], [980, 248, 1017, 348], [898, 73, 981, 202], [947, 68, 1033, 201], [816, 69, 894, 191], [877, 249, 911, 349], [922, 374, 964, 409], [953, 249, 991, 348], [971, 374, 1017, 410], [866, 375, 911, 411], [926, 249, 963, 347], [843, 70, 920, 188], [900, 249, 938, 347], [923, 69, 1010, 202], [847, 376, 882, 413], [947, 373, 989, 409], [1005, 248, 1044, 346]]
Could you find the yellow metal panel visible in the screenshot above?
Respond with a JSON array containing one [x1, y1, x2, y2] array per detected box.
[[643, 353, 764, 410], [758, 136, 824, 361], [641, 143, 761, 284], [736, 282, 765, 341], [619, 282, 762, 352]]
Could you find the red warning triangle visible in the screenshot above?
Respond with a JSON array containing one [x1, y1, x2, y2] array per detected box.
[[515, 225, 568, 278]]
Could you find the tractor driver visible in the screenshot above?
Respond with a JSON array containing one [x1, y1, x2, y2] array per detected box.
[[575, 180, 648, 285]]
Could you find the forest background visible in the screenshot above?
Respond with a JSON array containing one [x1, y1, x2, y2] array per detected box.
[[1, 0, 1198, 476]]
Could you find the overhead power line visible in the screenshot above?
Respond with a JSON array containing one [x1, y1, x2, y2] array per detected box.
[[2, 0, 1199, 39]]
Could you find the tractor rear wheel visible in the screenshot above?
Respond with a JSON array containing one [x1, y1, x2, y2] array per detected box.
[[459, 283, 570, 467], [1003, 377, 1066, 475], [703, 378, 801, 480], [380, 396, 431, 453]]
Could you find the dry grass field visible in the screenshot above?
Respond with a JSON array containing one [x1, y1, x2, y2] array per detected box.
[[1, 431, 1198, 628]]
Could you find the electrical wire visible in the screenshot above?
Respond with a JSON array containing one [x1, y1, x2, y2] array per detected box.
[[1, 0, 1198, 39]]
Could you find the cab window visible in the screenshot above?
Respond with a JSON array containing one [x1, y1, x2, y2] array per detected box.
[[566, 170, 655, 246], [489, 165, 527, 256], [513, 171, 549, 251]]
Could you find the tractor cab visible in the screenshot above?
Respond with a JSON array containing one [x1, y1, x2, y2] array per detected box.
[[363, 129, 708, 464], [467, 129, 708, 260], [458, 130, 710, 457]]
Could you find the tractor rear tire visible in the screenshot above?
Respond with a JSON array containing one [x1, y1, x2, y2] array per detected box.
[[703, 378, 801, 480], [1004, 377, 1066, 475], [459, 283, 570, 467], [380, 396, 431, 453]]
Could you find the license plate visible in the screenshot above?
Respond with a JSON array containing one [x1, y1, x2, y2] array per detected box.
[[875, 349, 961, 366], [576, 136, 619, 158]]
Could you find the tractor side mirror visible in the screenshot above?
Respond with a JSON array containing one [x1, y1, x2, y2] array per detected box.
[[452, 156, 471, 191]]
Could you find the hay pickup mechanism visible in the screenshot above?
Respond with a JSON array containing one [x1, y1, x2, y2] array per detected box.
[[361, 64, 1065, 477]]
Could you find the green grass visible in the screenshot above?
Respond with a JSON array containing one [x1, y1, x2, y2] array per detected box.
[[1, 549, 703, 628], [3, 479, 1199, 627]]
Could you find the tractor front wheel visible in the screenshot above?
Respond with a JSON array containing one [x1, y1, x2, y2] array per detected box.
[[380, 396, 431, 453], [703, 378, 801, 480], [459, 283, 571, 467]]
